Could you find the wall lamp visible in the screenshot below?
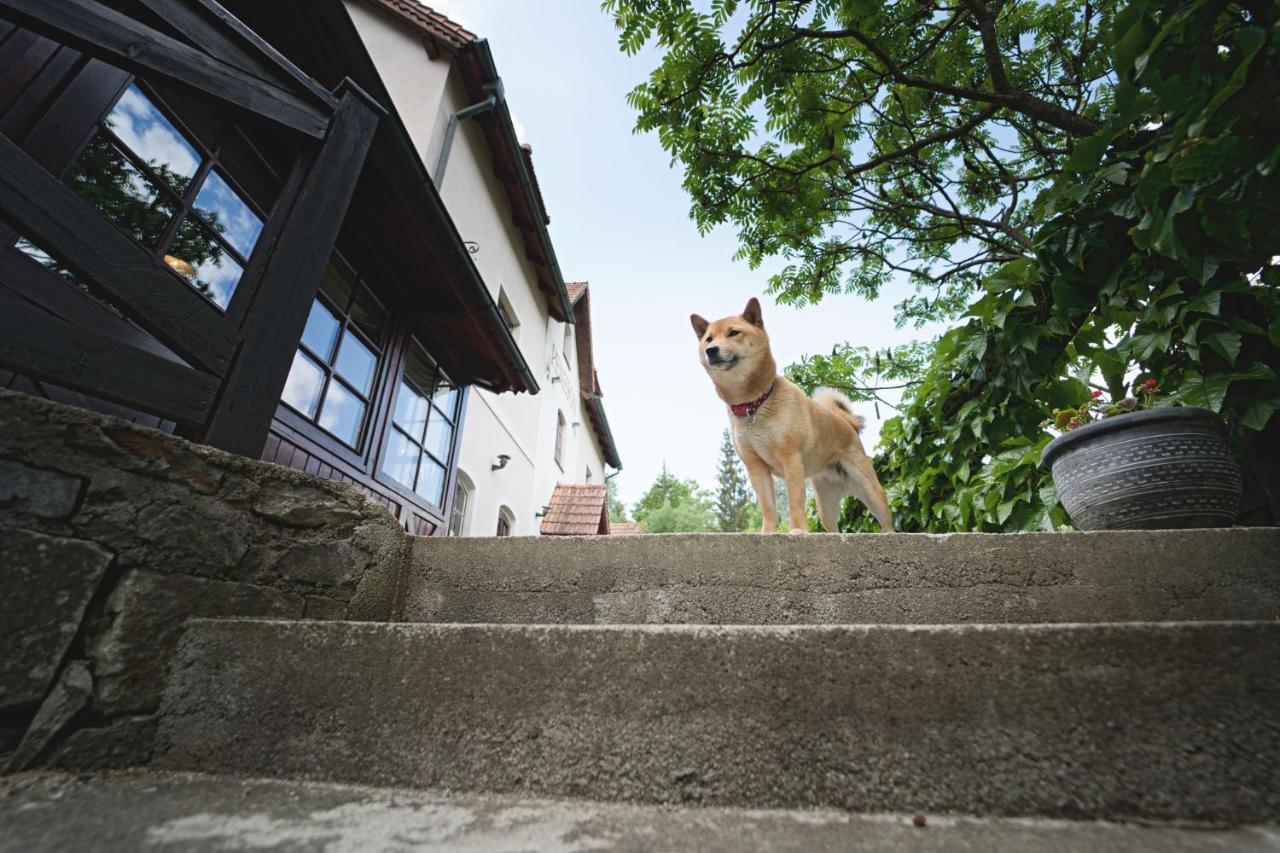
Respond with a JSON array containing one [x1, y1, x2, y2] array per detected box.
[[492, 454, 511, 471]]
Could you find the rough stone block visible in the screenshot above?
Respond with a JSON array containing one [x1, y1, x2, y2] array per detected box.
[[0, 459, 83, 520], [251, 483, 364, 529], [89, 571, 305, 714], [46, 715, 157, 771], [0, 530, 111, 711], [6, 660, 93, 771]]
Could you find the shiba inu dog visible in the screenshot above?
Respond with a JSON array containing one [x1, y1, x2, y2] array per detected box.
[[691, 298, 893, 533]]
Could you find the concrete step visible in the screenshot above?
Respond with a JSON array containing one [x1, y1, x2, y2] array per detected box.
[[157, 619, 1280, 824], [403, 529, 1280, 625], [5, 770, 1277, 853]]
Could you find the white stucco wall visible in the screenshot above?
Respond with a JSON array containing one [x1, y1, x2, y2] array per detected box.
[[346, 1, 613, 536]]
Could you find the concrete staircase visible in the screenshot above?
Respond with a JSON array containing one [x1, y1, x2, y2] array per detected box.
[[148, 531, 1280, 844]]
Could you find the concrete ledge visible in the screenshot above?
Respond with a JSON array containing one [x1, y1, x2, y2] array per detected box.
[[405, 530, 1280, 625], [4, 770, 1276, 853], [158, 619, 1280, 823]]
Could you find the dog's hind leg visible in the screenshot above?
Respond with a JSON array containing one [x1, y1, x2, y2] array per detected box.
[[842, 451, 894, 533], [812, 473, 844, 532]]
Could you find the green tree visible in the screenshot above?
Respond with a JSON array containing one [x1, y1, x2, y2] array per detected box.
[[633, 463, 716, 532], [616, 0, 1280, 530], [606, 478, 630, 523], [714, 429, 756, 530], [795, 0, 1280, 530], [605, 0, 1113, 325]]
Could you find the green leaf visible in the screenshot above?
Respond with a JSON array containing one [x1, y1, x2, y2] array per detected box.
[[1066, 131, 1112, 173], [1238, 398, 1280, 431], [1204, 331, 1242, 365]]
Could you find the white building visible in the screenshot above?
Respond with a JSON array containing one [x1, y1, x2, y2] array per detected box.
[[345, 0, 621, 536]]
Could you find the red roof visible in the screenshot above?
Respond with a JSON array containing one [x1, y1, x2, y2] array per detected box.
[[362, 0, 476, 49], [540, 483, 610, 536]]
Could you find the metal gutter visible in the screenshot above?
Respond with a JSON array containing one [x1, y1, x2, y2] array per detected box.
[[433, 87, 498, 187], [470, 39, 576, 323]]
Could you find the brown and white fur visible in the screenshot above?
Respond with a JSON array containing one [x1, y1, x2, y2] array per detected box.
[[692, 298, 893, 533]]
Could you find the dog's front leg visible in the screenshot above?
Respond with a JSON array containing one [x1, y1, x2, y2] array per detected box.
[[778, 454, 810, 533], [739, 446, 778, 534]]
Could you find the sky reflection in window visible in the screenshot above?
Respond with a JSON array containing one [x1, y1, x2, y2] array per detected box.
[[104, 85, 200, 191], [193, 168, 263, 258]]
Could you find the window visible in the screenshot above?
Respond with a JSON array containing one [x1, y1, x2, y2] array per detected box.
[[448, 474, 471, 537], [65, 83, 275, 311], [497, 287, 520, 339], [554, 411, 566, 470], [381, 339, 462, 507], [280, 260, 386, 449], [496, 507, 513, 537]]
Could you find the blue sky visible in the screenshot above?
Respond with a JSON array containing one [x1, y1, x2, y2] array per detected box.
[[437, 0, 935, 510]]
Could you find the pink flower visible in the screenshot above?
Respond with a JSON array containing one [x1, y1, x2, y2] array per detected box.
[[1090, 389, 1103, 398], [1141, 378, 1159, 393]]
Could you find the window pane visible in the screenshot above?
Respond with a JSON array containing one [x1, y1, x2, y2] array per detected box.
[[300, 300, 340, 362], [334, 332, 376, 395], [281, 350, 325, 418], [393, 381, 429, 441], [67, 134, 177, 246], [318, 379, 366, 447], [104, 85, 201, 192], [416, 458, 446, 506], [424, 409, 453, 462], [192, 169, 263, 258], [433, 373, 459, 419], [168, 218, 241, 309], [381, 428, 420, 490], [349, 286, 386, 343]]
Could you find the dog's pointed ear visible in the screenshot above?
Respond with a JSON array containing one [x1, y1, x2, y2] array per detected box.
[[742, 297, 764, 328], [690, 314, 709, 337]]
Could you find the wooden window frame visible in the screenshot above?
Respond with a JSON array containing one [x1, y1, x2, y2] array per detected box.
[[371, 339, 464, 515], [277, 257, 387, 454]]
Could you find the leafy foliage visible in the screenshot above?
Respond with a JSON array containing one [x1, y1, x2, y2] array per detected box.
[[605, 0, 1114, 325], [792, 0, 1280, 531], [633, 463, 717, 532]]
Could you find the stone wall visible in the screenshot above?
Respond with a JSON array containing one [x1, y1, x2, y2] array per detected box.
[[0, 389, 409, 772]]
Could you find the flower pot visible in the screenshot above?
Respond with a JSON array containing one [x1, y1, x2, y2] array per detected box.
[[1041, 407, 1242, 530]]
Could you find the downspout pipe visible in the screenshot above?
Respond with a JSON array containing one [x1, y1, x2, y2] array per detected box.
[[433, 82, 500, 188]]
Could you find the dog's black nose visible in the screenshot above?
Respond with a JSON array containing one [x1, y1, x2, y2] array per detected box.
[[706, 345, 720, 360]]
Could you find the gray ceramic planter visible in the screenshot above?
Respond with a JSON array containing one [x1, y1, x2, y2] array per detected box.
[[1041, 407, 1242, 530]]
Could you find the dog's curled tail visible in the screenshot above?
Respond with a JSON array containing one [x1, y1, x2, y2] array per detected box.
[[813, 387, 865, 432]]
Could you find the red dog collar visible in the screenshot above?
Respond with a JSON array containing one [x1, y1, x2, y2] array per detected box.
[[729, 383, 775, 418]]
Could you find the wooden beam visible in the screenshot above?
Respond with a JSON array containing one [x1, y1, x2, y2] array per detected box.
[[202, 85, 380, 456], [135, 0, 336, 110], [0, 285, 218, 425], [0, 130, 240, 374], [0, 0, 330, 138]]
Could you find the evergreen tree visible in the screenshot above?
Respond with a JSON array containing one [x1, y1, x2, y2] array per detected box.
[[714, 429, 754, 532]]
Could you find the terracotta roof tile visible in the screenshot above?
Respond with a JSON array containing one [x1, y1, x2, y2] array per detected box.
[[361, 0, 477, 49], [566, 282, 587, 304], [540, 483, 609, 536]]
